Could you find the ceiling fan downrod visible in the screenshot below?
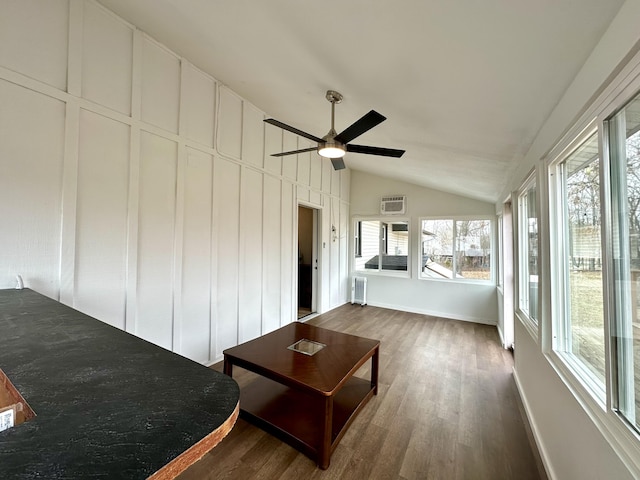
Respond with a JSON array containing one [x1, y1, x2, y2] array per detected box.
[[325, 90, 343, 138], [320, 90, 346, 159]]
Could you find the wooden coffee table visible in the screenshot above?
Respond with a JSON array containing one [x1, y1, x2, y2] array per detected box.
[[223, 322, 379, 469]]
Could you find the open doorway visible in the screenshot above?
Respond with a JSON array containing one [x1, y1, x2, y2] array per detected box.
[[298, 205, 318, 319]]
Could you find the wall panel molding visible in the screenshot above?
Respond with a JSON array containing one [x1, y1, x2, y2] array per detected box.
[[0, 0, 351, 366]]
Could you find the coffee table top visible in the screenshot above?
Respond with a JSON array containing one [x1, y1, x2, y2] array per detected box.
[[223, 322, 379, 396]]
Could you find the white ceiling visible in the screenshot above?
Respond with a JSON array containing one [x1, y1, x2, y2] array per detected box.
[[97, 0, 625, 203]]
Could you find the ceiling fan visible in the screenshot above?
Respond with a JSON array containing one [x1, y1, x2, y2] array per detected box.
[[264, 90, 405, 170]]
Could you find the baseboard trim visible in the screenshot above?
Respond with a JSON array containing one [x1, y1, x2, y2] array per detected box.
[[364, 300, 497, 326]]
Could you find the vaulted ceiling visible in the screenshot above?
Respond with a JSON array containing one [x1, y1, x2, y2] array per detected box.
[[97, 0, 625, 203]]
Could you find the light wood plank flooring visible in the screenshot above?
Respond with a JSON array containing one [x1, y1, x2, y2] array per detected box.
[[178, 305, 546, 480]]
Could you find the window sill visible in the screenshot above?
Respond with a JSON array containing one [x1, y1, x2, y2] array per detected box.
[[418, 276, 494, 286], [354, 270, 410, 279], [515, 309, 538, 342], [544, 349, 640, 477]]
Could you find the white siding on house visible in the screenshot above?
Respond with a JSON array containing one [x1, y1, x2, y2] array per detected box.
[[355, 220, 381, 271], [388, 228, 408, 255], [0, 0, 350, 364]]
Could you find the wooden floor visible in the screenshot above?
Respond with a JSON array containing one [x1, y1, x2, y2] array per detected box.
[[178, 305, 546, 480]]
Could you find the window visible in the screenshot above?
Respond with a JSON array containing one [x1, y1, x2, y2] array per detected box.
[[539, 59, 640, 464], [518, 176, 538, 326], [607, 91, 640, 433], [354, 221, 362, 257], [498, 214, 504, 289], [420, 218, 492, 281], [552, 131, 605, 388], [354, 220, 409, 273]]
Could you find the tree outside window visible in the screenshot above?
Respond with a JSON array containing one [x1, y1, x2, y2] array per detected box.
[[554, 132, 605, 385], [421, 218, 492, 281]]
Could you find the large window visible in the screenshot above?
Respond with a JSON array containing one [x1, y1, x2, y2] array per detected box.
[[518, 176, 538, 326], [420, 218, 492, 281], [552, 132, 605, 388], [498, 214, 504, 289], [354, 220, 409, 273], [607, 91, 640, 433], [537, 62, 640, 464]]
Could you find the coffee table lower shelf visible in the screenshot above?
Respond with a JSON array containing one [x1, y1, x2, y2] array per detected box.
[[238, 375, 375, 467]]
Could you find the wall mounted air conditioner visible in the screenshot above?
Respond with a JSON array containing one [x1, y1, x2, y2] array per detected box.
[[381, 195, 406, 215]]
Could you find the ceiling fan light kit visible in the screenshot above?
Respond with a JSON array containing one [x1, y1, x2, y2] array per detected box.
[[318, 143, 345, 159], [264, 90, 405, 170]]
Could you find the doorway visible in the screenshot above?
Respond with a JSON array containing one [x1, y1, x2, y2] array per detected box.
[[298, 205, 318, 319]]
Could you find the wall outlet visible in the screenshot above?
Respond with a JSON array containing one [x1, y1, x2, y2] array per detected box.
[[0, 408, 15, 432]]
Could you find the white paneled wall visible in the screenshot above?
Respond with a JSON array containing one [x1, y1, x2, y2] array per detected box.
[[141, 38, 181, 133], [81, 1, 132, 115], [75, 110, 129, 329], [262, 175, 282, 334], [238, 167, 263, 343], [0, 0, 69, 91], [217, 87, 243, 160], [183, 65, 215, 148], [136, 132, 177, 350], [180, 148, 214, 363], [0, 0, 350, 364], [211, 157, 241, 357], [0, 81, 66, 300]]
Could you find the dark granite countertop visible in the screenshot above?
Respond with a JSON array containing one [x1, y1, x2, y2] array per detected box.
[[0, 289, 239, 479]]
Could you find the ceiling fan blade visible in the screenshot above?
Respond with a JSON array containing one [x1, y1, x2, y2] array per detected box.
[[334, 110, 386, 144], [331, 158, 346, 170], [264, 118, 323, 143], [346, 144, 406, 158], [271, 147, 318, 157]]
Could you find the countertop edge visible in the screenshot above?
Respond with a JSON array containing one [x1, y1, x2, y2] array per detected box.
[[148, 400, 239, 480]]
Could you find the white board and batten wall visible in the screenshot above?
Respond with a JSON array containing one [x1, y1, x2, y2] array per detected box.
[[0, 0, 350, 364]]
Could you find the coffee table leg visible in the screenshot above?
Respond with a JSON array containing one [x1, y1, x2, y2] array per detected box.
[[223, 357, 233, 377], [371, 346, 379, 395], [319, 395, 333, 469]]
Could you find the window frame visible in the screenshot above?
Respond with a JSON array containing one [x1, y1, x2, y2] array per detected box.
[[418, 215, 495, 285], [516, 169, 540, 340], [605, 98, 640, 433], [548, 125, 608, 405], [537, 49, 640, 474], [498, 214, 504, 291], [352, 217, 411, 277]]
